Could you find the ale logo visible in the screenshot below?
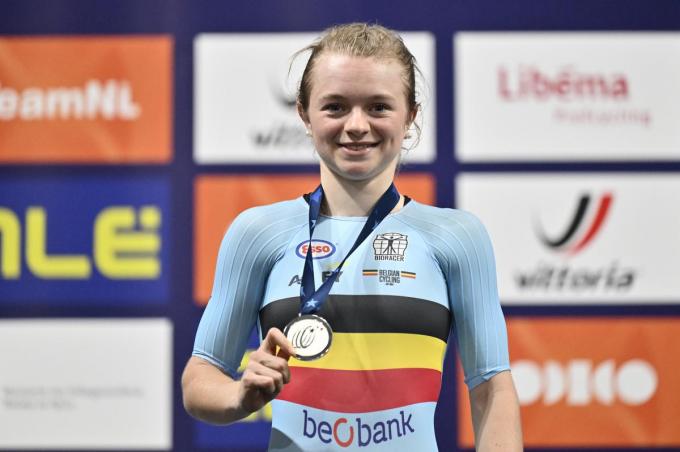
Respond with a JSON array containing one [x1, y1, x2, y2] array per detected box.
[[0, 206, 161, 280], [535, 193, 613, 255]]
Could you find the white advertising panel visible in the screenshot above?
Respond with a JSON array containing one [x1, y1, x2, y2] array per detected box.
[[456, 174, 680, 304], [455, 33, 680, 161], [0, 319, 172, 449], [195, 32, 436, 163]]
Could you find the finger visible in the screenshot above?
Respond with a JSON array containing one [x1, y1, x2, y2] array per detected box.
[[247, 364, 287, 395], [261, 327, 295, 359], [242, 373, 279, 397], [247, 350, 290, 385], [248, 353, 291, 386]]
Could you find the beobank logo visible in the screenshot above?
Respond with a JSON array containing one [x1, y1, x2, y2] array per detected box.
[[0, 36, 172, 163], [513, 358, 657, 406], [498, 65, 629, 102], [302, 410, 414, 447], [295, 240, 336, 259]]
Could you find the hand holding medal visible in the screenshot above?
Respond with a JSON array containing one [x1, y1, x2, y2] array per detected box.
[[284, 183, 400, 361], [238, 327, 295, 413]]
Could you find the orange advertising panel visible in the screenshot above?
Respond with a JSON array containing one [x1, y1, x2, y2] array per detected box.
[[458, 317, 680, 448], [0, 36, 172, 163], [193, 173, 435, 305]]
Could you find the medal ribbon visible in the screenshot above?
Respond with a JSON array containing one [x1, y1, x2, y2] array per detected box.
[[300, 183, 400, 315]]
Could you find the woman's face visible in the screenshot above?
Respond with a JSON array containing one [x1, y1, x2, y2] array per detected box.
[[299, 53, 415, 186]]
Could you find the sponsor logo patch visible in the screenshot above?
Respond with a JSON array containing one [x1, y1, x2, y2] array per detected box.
[[362, 269, 416, 286], [373, 233, 408, 261], [295, 240, 336, 259], [288, 271, 341, 287], [303, 410, 415, 447]]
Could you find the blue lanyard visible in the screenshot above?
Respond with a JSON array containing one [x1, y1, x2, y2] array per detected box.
[[300, 183, 400, 315]]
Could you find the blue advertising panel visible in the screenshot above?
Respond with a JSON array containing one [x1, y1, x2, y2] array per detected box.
[[0, 176, 170, 304]]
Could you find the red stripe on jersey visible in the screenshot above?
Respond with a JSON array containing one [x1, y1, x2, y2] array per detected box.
[[277, 367, 442, 412]]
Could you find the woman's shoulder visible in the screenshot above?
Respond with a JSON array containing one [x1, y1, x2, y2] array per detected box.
[[228, 196, 308, 237], [402, 200, 488, 232]]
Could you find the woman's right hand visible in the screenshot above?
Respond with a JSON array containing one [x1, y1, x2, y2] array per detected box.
[[237, 327, 295, 414]]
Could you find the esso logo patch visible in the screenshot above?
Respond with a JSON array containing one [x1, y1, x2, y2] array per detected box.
[[296, 240, 336, 259]]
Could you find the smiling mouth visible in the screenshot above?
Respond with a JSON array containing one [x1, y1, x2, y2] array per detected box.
[[338, 142, 380, 151]]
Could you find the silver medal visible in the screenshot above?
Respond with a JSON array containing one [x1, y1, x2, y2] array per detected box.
[[284, 314, 333, 361]]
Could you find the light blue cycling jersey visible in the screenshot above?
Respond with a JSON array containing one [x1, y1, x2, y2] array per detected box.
[[193, 196, 510, 451]]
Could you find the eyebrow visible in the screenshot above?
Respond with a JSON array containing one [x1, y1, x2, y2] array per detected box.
[[318, 93, 397, 102]]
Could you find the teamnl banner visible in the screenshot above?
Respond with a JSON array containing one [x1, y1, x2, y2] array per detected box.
[[194, 32, 436, 164], [455, 33, 680, 161], [0, 36, 172, 163], [0, 176, 170, 304], [456, 173, 680, 304]]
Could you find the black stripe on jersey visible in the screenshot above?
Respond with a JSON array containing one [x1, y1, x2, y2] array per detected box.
[[259, 295, 451, 342]]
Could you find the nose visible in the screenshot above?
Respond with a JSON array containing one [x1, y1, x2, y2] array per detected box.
[[344, 107, 369, 137]]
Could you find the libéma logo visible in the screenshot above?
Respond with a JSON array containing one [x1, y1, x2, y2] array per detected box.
[[373, 233, 408, 262], [497, 65, 651, 128], [516, 192, 636, 292], [303, 410, 414, 447]]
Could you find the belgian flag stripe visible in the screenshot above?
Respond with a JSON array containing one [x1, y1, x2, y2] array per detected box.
[[277, 367, 441, 413], [289, 332, 446, 371], [260, 295, 451, 342]]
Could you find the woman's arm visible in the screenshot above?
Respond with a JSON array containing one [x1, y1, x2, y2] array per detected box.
[[182, 327, 294, 425], [469, 370, 523, 451]]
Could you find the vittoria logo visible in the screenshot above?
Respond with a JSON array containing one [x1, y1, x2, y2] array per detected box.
[[535, 193, 612, 255], [363, 269, 416, 286], [516, 191, 636, 292], [373, 233, 408, 262]]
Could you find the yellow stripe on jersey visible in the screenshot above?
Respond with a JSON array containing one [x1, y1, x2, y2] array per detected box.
[[289, 332, 446, 371]]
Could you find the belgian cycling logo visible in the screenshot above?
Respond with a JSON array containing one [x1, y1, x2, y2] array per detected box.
[[534, 193, 613, 255], [362, 269, 416, 286], [373, 233, 408, 261]]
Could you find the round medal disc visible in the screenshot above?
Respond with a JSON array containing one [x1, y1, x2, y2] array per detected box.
[[283, 314, 333, 361]]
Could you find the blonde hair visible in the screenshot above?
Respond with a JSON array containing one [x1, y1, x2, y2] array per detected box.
[[294, 23, 421, 124]]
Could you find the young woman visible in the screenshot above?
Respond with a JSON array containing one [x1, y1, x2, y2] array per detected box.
[[182, 23, 522, 451]]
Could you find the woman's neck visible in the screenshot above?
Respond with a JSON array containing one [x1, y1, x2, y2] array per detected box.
[[319, 171, 403, 217]]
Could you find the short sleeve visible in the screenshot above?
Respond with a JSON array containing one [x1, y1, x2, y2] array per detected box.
[[442, 210, 510, 389], [192, 201, 306, 377]]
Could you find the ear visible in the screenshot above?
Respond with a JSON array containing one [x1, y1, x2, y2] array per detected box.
[[297, 101, 311, 132], [406, 104, 419, 129]]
